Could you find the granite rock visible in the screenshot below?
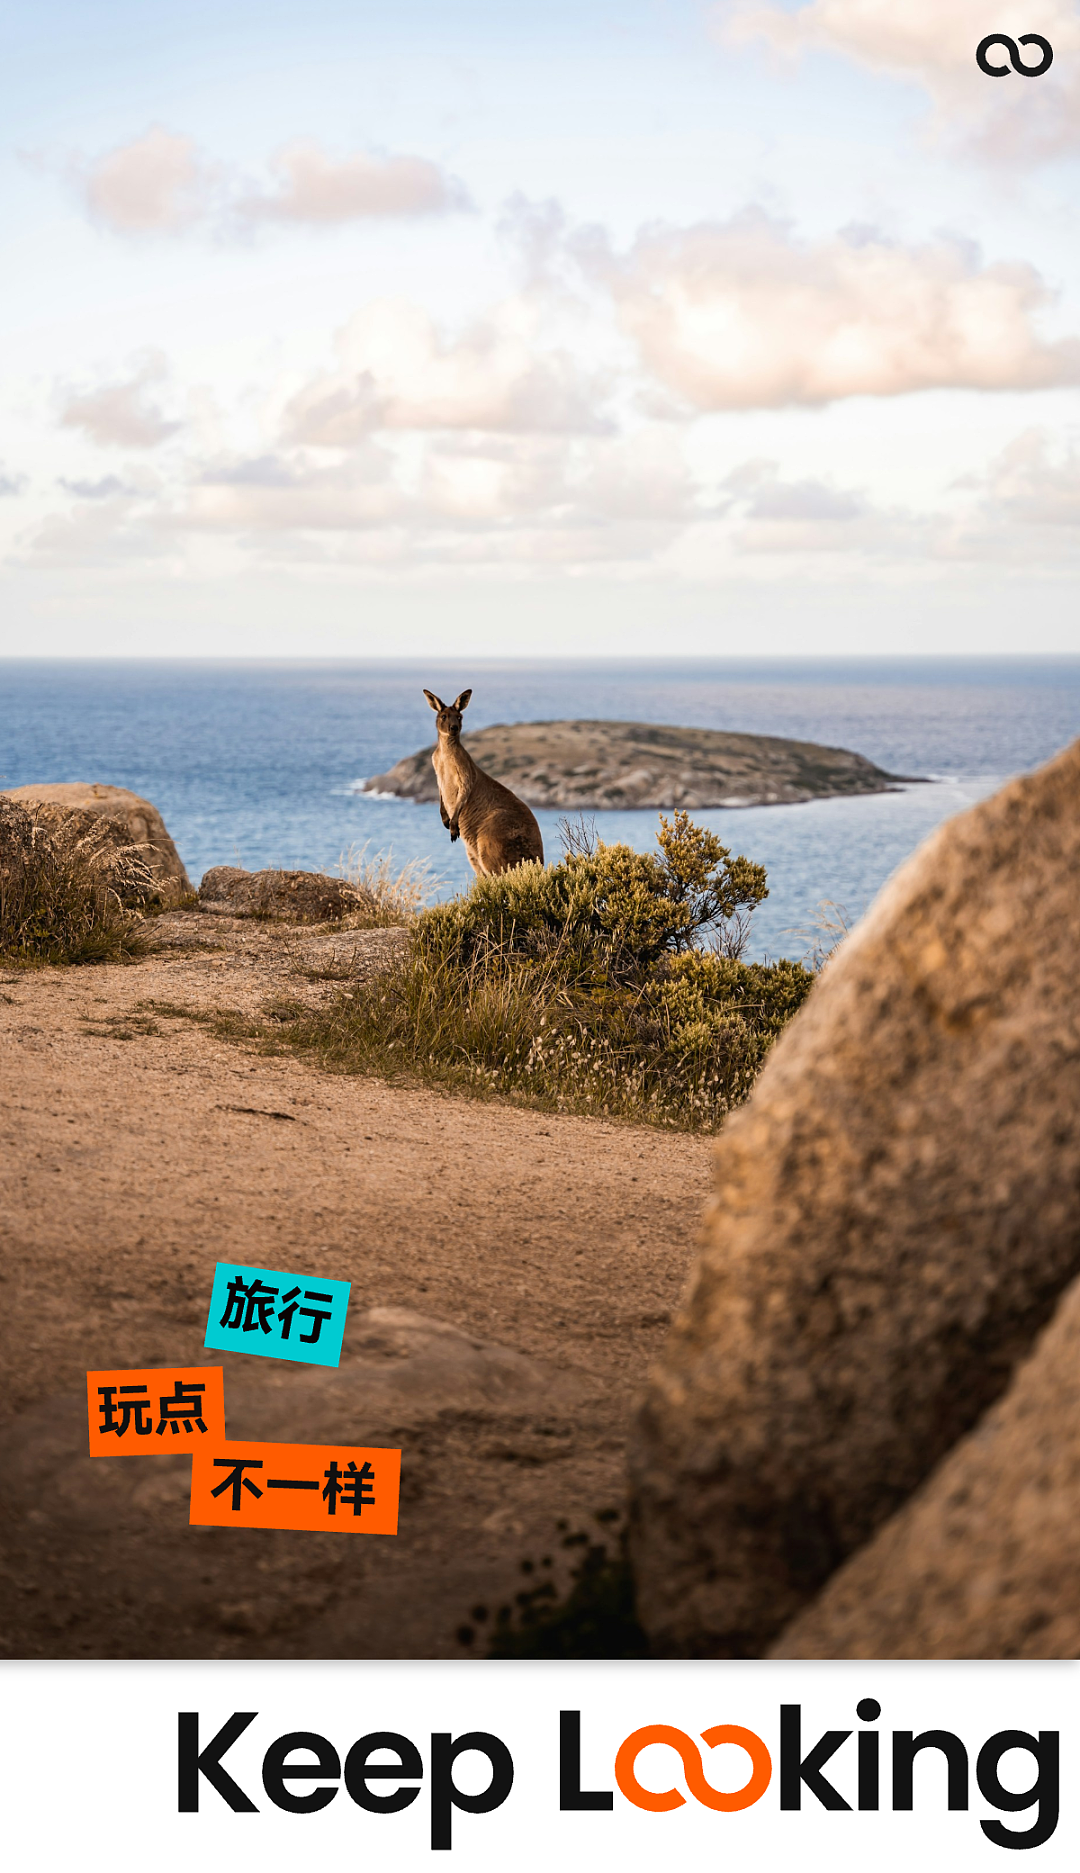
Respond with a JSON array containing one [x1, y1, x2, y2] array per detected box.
[[769, 1270, 1080, 1659], [4, 783, 192, 904], [629, 738, 1080, 1656]]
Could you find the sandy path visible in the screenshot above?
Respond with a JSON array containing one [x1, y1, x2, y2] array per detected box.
[[0, 913, 710, 1657]]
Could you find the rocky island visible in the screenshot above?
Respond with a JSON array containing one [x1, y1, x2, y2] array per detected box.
[[361, 718, 918, 811]]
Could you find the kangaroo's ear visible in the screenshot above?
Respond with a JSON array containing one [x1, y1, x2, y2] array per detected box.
[[423, 689, 444, 712], [453, 689, 472, 711]]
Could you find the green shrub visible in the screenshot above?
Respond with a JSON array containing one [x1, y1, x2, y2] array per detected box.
[[277, 813, 813, 1132], [417, 810, 768, 974]]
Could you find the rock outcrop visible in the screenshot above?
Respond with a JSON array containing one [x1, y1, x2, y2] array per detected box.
[[362, 719, 913, 811], [3, 784, 192, 904], [0, 793, 155, 913], [629, 737, 1080, 1657], [768, 1268, 1080, 1659], [199, 865, 368, 923]]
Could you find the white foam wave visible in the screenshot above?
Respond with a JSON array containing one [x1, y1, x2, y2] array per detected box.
[[343, 779, 412, 801]]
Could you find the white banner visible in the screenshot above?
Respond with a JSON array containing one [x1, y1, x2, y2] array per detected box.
[[2, 1659, 1075, 1870]]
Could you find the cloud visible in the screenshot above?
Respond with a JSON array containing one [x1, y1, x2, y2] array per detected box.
[[133, 418, 706, 575], [237, 140, 468, 224], [978, 428, 1080, 527], [711, 444, 1080, 565], [72, 130, 467, 237], [579, 210, 1080, 409], [17, 495, 175, 569], [181, 445, 407, 532], [0, 468, 27, 497], [59, 356, 180, 449], [723, 458, 866, 522], [722, 0, 1080, 161], [413, 428, 701, 531], [22, 412, 1080, 578], [77, 126, 211, 233], [283, 299, 612, 441], [713, 457, 910, 555], [58, 474, 135, 499]]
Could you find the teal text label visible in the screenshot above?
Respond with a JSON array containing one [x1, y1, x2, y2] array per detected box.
[[204, 1261, 351, 1368]]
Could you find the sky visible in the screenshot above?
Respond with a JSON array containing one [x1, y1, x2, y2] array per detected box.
[[2, 0, 1079, 657]]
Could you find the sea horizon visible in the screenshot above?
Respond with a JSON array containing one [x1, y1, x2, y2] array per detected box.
[[4, 654, 1078, 961]]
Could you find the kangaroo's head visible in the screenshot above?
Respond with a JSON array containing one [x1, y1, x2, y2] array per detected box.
[[423, 688, 472, 741]]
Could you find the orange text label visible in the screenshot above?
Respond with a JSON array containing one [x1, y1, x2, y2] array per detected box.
[[189, 1438, 401, 1534], [87, 1365, 226, 1456]]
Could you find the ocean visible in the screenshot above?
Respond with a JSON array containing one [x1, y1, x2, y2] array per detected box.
[[3, 658, 1078, 961]]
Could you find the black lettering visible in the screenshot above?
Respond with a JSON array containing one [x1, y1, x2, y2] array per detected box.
[[429, 1731, 514, 1851], [344, 1732, 424, 1814], [178, 1711, 258, 1812], [261, 1731, 340, 1814], [559, 1711, 613, 1812], [977, 1730, 1059, 1851], [893, 1731, 968, 1811], [779, 1704, 851, 1811], [858, 1732, 879, 1811], [856, 1698, 880, 1811]]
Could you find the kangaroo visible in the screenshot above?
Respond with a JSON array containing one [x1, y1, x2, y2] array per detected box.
[[423, 688, 544, 876]]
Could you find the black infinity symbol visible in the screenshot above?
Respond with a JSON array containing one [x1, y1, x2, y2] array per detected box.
[[976, 32, 1054, 75]]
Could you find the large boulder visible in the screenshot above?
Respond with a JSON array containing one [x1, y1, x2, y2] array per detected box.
[[3, 784, 192, 905], [0, 794, 152, 947], [629, 738, 1080, 1656], [769, 1269, 1080, 1659], [199, 865, 368, 923], [24, 806, 159, 907]]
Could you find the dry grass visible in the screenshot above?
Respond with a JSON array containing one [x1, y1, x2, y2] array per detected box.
[[786, 899, 854, 973], [139, 822, 813, 1134], [0, 816, 153, 967], [266, 934, 810, 1132], [334, 842, 441, 927], [205, 816, 816, 1134]]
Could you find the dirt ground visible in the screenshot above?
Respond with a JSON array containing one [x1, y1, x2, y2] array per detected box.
[[0, 910, 710, 1659]]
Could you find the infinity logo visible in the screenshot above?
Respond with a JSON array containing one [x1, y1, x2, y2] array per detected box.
[[614, 1723, 773, 1813], [976, 32, 1054, 75]]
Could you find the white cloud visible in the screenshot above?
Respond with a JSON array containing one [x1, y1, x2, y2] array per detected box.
[[72, 130, 467, 238], [0, 468, 27, 497], [978, 428, 1080, 527], [95, 416, 704, 574], [413, 428, 701, 532], [723, 458, 865, 522], [19, 415, 1080, 581], [58, 474, 136, 500], [17, 495, 175, 569], [77, 126, 210, 233], [580, 210, 1080, 409], [182, 445, 405, 532], [59, 356, 180, 449], [723, 0, 1080, 161], [709, 441, 1080, 566], [237, 140, 468, 224], [283, 298, 612, 441], [718, 458, 931, 558]]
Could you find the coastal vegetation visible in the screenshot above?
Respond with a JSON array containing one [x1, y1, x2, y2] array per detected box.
[[276, 812, 814, 1133], [0, 798, 151, 966], [2, 786, 815, 1132]]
